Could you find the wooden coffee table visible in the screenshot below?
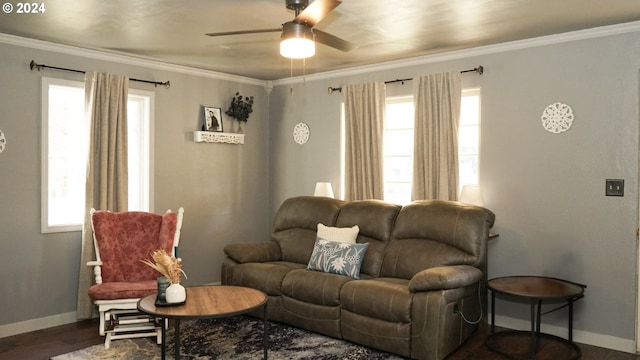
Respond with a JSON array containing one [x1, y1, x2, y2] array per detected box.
[[138, 285, 268, 360]]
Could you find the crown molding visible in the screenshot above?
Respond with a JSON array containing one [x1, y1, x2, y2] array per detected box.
[[0, 33, 268, 87], [272, 20, 640, 85], [3, 19, 640, 88]]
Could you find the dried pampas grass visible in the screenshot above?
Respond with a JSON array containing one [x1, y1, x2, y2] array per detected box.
[[141, 249, 187, 284]]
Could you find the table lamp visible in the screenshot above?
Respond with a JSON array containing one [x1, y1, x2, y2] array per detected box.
[[314, 182, 334, 198], [459, 185, 484, 207]]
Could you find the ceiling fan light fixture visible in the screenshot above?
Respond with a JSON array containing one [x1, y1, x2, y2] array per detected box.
[[280, 22, 315, 59]]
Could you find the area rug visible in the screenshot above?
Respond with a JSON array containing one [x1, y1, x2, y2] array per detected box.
[[51, 315, 406, 359]]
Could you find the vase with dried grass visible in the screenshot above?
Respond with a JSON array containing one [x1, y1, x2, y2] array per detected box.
[[141, 249, 187, 303]]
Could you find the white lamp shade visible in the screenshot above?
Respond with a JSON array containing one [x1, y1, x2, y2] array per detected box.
[[314, 182, 334, 198], [280, 38, 315, 59], [280, 22, 315, 59], [459, 185, 484, 207]]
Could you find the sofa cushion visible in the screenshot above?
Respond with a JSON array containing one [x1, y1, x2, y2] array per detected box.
[[381, 200, 495, 279], [317, 223, 359, 243], [271, 196, 344, 264], [307, 240, 369, 279], [334, 200, 401, 277], [341, 278, 412, 323], [88, 280, 157, 300], [229, 261, 305, 296], [281, 269, 353, 306]]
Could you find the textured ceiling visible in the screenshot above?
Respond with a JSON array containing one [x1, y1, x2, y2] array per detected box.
[[2, 0, 640, 80]]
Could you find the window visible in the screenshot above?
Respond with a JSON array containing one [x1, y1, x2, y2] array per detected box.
[[382, 88, 481, 204], [458, 88, 480, 188], [384, 97, 414, 205], [41, 78, 153, 233], [127, 90, 153, 212]]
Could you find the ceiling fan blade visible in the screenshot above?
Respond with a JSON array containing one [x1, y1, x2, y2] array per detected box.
[[205, 28, 281, 37], [313, 28, 355, 52], [294, 0, 341, 27]]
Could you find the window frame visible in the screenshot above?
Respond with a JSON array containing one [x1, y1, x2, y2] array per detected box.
[[127, 88, 155, 213], [41, 77, 86, 233], [40, 77, 154, 233]]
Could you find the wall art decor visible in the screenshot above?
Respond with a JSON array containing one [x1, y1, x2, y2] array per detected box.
[[202, 105, 223, 132], [293, 122, 310, 144], [541, 102, 574, 134]]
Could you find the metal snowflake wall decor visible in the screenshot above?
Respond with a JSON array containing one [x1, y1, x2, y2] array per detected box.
[[541, 102, 574, 134]]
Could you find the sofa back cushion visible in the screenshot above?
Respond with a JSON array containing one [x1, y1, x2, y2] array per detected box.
[[334, 200, 401, 277], [381, 200, 495, 279], [272, 196, 344, 264]]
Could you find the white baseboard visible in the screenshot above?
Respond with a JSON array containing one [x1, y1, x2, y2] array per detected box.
[[1, 285, 224, 339], [492, 314, 636, 354], [0, 311, 77, 338]]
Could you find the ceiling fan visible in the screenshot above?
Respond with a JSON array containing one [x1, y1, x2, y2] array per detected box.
[[205, 0, 354, 59]]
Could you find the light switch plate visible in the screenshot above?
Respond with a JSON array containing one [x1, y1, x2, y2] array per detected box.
[[606, 179, 624, 196]]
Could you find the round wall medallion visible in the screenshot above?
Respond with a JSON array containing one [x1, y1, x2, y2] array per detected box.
[[541, 102, 574, 134], [293, 122, 310, 144], [0, 130, 5, 153]]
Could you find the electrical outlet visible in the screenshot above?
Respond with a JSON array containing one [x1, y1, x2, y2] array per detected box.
[[453, 304, 460, 314], [606, 179, 624, 197]]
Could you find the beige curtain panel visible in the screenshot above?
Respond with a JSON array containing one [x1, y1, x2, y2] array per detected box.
[[343, 82, 386, 201], [76, 72, 129, 320], [412, 71, 462, 201]]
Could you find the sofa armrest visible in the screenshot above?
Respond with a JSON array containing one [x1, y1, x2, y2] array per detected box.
[[224, 242, 281, 263], [408, 265, 482, 292]]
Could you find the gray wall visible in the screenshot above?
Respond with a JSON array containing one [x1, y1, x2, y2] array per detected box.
[[269, 31, 640, 350], [1, 27, 639, 352], [0, 41, 270, 328]]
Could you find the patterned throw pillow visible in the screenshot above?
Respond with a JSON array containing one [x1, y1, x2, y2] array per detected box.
[[307, 239, 369, 279], [317, 223, 359, 244]]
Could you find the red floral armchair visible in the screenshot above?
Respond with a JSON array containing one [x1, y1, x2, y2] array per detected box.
[[87, 207, 184, 348]]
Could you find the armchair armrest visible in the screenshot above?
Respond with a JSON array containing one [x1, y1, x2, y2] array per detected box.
[[86, 260, 103, 284], [408, 265, 482, 292], [224, 242, 281, 263]]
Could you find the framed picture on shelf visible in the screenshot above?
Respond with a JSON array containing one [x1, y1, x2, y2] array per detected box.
[[201, 105, 223, 132]]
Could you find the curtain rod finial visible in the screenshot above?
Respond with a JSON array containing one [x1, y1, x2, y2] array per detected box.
[[30, 60, 42, 71]]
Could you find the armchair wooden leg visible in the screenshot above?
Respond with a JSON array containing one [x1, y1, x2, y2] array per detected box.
[[99, 311, 107, 336], [105, 332, 112, 349]]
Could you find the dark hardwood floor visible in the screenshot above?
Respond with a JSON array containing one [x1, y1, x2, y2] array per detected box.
[[0, 319, 638, 360]]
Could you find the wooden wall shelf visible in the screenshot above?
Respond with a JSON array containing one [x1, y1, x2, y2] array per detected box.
[[193, 131, 244, 144]]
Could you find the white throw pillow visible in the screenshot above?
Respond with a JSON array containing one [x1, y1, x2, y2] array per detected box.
[[317, 223, 359, 244]]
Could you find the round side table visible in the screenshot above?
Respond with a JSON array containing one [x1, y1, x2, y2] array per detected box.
[[486, 276, 586, 360]]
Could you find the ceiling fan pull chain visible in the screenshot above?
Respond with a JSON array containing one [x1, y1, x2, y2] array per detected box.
[[303, 58, 306, 86], [290, 58, 294, 96]]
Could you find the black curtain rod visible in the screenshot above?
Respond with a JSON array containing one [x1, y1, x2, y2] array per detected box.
[[29, 60, 171, 88], [327, 65, 483, 94]]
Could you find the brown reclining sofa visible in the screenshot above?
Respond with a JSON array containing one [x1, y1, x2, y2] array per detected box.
[[222, 196, 495, 360]]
